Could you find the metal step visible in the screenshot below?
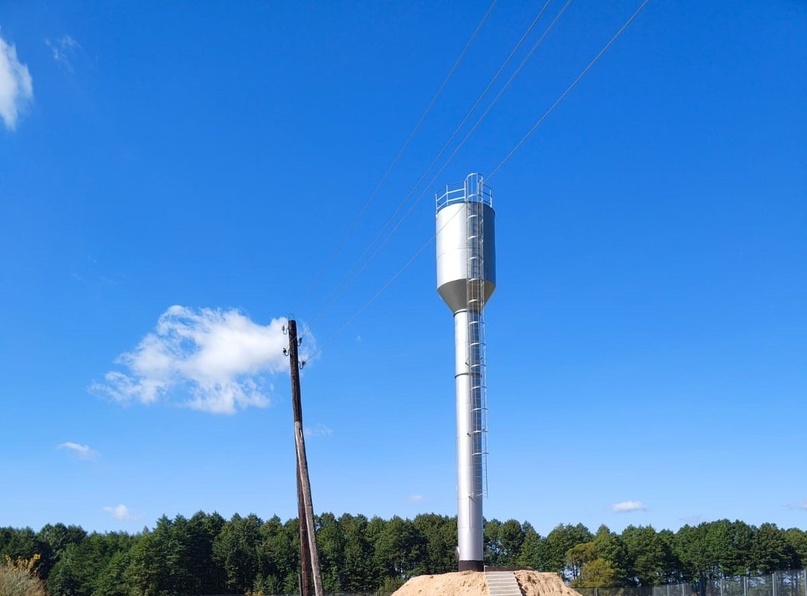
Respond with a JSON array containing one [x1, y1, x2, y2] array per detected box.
[[485, 570, 522, 596]]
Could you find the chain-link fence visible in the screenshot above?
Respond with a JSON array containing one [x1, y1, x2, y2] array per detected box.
[[577, 570, 807, 596], [577, 585, 694, 596], [702, 571, 807, 596]]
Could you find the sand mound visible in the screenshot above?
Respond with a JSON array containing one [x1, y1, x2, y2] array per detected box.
[[515, 571, 583, 596], [392, 571, 486, 595], [392, 570, 582, 596]]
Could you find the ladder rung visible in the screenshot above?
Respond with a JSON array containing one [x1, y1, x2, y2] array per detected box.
[[465, 200, 488, 499]]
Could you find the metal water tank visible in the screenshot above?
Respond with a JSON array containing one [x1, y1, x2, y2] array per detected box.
[[435, 172, 496, 572]]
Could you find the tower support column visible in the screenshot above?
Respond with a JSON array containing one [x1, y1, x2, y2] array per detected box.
[[453, 309, 484, 571]]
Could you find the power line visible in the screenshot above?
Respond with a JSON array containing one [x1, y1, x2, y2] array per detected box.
[[306, 205, 464, 361], [302, 0, 564, 329], [372, 0, 649, 322], [372, 0, 558, 235], [293, 0, 498, 315], [359, 0, 562, 265], [306, 0, 649, 354], [305, 234, 432, 361], [306, 0, 650, 355], [383, 0, 644, 253], [488, 0, 650, 179], [351, 0, 574, 271]]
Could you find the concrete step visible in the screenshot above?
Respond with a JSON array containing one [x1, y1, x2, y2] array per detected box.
[[485, 570, 522, 596]]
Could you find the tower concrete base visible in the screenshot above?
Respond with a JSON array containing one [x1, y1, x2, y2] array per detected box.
[[458, 560, 484, 572]]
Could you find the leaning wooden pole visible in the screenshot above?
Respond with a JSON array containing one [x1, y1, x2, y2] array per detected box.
[[287, 319, 323, 596], [295, 464, 312, 596], [294, 420, 323, 596]]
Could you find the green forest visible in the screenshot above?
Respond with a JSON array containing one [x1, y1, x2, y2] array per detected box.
[[2, 513, 806, 596]]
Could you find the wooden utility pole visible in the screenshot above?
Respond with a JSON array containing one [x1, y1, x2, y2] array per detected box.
[[286, 319, 323, 596]]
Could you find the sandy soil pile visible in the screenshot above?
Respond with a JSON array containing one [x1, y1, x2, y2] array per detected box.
[[515, 570, 584, 596], [392, 570, 583, 596], [392, 571, 486, 595]]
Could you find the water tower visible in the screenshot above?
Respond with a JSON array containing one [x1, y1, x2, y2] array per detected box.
[[436, 172, 496, 572]]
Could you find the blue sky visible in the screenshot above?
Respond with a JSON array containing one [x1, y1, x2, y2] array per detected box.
[[0, 0, 805, 536]]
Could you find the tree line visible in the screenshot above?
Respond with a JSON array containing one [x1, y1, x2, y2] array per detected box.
[[2, 513, 806, 595]]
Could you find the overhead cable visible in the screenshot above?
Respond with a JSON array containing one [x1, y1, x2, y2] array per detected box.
[[304, 0, 563, 328], [488, 0, 650, 179], [308, 0, 651, 354], [306, 205, 464, 360], [353, 0, 574, 271], [293, 0, 498, 315]]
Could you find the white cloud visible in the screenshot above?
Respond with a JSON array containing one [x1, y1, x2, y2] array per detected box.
[[408, 494, 425, 503], [680, 515, 706, 525], [610, 500, 647, 513], [0, 35, 33, 130], [45, 35, 80, 70], [58, 441, 99, 459], [304, 424, 333, 438], [94, 306, 313, 414], [103, 504, 139, 520]]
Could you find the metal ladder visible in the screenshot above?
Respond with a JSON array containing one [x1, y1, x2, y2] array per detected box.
[[465, 176, 489, 499]]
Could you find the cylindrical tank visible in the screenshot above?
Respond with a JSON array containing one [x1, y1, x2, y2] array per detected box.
[[435, 173, 495, 572], [436, 175, 496, 313]]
